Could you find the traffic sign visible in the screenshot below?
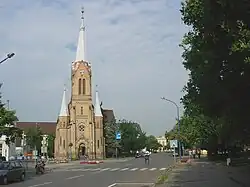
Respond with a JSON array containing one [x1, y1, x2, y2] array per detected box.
[[116, 132, 121, 140], [170, 140, 178, 148]]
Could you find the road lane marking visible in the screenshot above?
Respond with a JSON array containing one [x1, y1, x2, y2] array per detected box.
[[82, 168, 90, 171], [121, 168, 129, 171], [28, 182, 52, 187], [110, 168, 120, 171], [66, 174, 85, 180], [160, 168, 166, 171], [108, 183, 117, 187], [131, 168, 138, 171], [101, 168, 110, 171], [92, 168, 101, 171], [140, 168, 148, 171], [149, 168, 157, 171]]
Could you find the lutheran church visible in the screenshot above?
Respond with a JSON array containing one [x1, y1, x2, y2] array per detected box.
[[53, 8, 105, 160]]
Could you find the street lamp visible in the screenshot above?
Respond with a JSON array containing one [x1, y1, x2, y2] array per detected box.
[[0, 53, 15, 65], [161, 97, 182, 160]]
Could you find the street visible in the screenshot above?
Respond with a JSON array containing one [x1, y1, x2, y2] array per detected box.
[[7, 153, 174, 187]]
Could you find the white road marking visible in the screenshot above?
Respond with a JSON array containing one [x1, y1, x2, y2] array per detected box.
[[131, 168, 138, 171], [121, 168, 129, 171], [92, 168, 100, 171], [110, 168, 120, 171], [82, 168, 90, 171], [66, 174, 85, 180], [160, 168, 166, 171], [108, 183, 117, 187], [71, 169, 83, 171], [140, 168, 148, 171], [149, 168, 157, 171], [27, 182, 52, 187], [101, 168, 110, 171]]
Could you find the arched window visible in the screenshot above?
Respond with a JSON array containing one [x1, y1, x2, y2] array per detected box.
[[81, 107, 83, 115], [60, 137, 62, 145], [97, 140, 100, 148], [82, 79, 86, 94], [78, 79, 82, 95], [63, 140, 65, 149]]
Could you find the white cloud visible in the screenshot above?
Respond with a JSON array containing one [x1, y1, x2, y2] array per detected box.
[[0, 0, 188, 136]]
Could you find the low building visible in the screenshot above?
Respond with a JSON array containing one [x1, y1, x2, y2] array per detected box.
[[157, 136, 167, 152], [0, 135, 16, 161]]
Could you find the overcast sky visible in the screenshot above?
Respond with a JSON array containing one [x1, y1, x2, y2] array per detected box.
[[0, 0, 188, 136]]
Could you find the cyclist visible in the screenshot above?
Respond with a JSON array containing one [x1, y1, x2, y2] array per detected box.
[[144, 151, 150, 164]]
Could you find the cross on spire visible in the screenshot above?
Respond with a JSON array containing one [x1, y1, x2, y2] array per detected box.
[[81, 6, 84, 20]]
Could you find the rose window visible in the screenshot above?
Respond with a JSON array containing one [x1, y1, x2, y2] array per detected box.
[[79, 125, 85, 131]]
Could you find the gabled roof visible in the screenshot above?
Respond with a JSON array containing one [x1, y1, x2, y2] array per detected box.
[[16, 122, 56, 134]]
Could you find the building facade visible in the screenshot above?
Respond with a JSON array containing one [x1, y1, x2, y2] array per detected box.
[[157, 136, 167, 152], [54, 8, 105, 161], [0, 135, 16, 161]]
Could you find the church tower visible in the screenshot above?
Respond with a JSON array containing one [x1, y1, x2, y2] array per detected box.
[[69, 7, 95, 160], [54, 7, 105, 161], [54, 87, 70, 160]]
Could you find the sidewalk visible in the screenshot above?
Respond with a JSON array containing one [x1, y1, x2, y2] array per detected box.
[[164, 158, 250, 187]]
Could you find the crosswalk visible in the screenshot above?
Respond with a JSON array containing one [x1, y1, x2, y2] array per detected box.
[[55, 167, 167, 172]]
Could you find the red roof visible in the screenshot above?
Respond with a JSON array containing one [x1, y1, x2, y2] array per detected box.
[[16, 122, 56, 134]]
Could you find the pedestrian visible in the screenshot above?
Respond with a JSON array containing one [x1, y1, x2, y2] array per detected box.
[[197, 149, 201, 159], [189, 149, 192, 159], [192, 149, 196, 159]]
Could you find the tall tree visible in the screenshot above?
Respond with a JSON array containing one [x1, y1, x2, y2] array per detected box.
[[145, 135, 161, 151], [47, 134, 55, 158], [25, 127, 43, 153], [0, 84, 22, 144], [118, 119, 145, 154], [104, 118, 119, 157], [180, 0, 250, 146]]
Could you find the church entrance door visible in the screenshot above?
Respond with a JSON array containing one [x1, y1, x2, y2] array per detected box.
[[78, 143, 87, 160]]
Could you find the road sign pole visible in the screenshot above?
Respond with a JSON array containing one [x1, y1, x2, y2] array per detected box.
[[173, 148, 176, 163]]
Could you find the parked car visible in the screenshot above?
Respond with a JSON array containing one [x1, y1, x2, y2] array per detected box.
[[0, 160, 26, 185]]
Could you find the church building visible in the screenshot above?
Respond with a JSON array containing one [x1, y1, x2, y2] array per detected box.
[[54, 8, 105, 160]]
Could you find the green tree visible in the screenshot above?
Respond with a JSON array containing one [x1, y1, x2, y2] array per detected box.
[[25, 127, 43, 153], [180, 0, 250, 148], [0, 84, 22, 144], [145, 135, 161, 151], [47, 134, 55, 158], [118, 119, 145, 155], [104, 118, 119, 157]]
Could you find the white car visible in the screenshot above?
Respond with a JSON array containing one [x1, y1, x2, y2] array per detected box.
[[172, 152, 179, 157]]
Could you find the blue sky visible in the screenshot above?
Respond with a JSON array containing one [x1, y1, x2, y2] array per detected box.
[[0, 0, 188, 136]]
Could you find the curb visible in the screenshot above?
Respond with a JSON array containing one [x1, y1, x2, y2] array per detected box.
[[80, 160, 104, 164]]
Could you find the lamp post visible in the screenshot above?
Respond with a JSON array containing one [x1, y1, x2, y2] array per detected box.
[[161, 97, 182, 160], [0, 53, 15, 65]]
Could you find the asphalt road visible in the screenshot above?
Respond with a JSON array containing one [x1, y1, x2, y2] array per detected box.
[[8, 153, 174, 187]]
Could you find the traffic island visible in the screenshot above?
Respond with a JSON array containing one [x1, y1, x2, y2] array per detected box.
[[80, 160, 104, 164]]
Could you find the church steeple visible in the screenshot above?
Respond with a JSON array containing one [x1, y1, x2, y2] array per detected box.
[[75, 7, 86, 62], [59, 86, 69, 117], [95, 85, 103, 117]]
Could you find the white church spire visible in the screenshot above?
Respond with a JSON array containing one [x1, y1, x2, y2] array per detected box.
[[75, 7, 86, 62], [95, 85, 103, 117], [59, 85, 69, 117]]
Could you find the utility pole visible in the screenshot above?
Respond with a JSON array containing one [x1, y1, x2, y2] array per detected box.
[[7, 100, 9, 110], [161, 97, 182, 160]]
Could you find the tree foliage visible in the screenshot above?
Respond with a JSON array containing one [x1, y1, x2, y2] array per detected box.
[[0, 84, 22, 144], [25, 127, 43, 152], [175, 0, 250, 151], [104, 118, 119, 156]]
